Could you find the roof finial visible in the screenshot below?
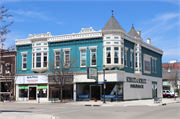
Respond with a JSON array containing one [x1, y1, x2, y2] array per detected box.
[[111, 10, 114, 17], [132, 23, 134, 28]]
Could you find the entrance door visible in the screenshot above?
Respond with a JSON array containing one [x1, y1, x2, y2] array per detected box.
[[90, 86, 100, 100], [152, 82, 157, 98], [29, 87, 37, 100]]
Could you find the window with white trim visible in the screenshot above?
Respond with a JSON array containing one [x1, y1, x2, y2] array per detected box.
[[32, 52, 48, 68], [135, 53, 138, 68], [80, 50, 86, 66], [121, 48, 124, 64], [23, 54, 27, 69], [130, 52, 133, 68], [90, 49, 96, 66], [106, 47, 111, 64], [155, 58, 157, 73], [64, 51, 70, 67], [124, 47, 128, 66], [152, 58, 154, 73], [5, 63, 10, 73], [139, 53, 141, 68], [114, 47, 119, 64], [43, 52, 47, 67], [143, 54, 151, 74], [0, 64, 2, 73], [55, 52, 60, 67], [36, 53, 41, 68]]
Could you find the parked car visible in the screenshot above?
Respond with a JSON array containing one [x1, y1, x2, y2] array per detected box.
[[163, 90, 178, 98]]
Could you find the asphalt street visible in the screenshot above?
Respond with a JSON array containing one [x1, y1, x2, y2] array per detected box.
[[0, 102, 180, 119]]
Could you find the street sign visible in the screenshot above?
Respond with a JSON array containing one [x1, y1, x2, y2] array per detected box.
[[98, 81, 104, 84]]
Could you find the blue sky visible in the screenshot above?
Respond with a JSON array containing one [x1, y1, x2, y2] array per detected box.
[[1, 0, 180, 63]]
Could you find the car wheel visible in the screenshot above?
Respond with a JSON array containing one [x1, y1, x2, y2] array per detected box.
[[168, 95, 171, 98]]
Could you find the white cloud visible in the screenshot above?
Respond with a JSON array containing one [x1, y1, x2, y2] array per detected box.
[[152, 13, 179, 22]]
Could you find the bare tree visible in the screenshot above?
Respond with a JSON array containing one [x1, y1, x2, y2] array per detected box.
[[48, 52, 77, 102], [0, 6, 14, 46], [168, 71, 179, 100]]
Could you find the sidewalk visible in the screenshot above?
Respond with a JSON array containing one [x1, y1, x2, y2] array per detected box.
[[1, 98, 179, 107], [0, 112, 55, 119], [66, 98, 180, 107]]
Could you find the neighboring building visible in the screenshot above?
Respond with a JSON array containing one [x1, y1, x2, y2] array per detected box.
[[162, 60, 180, 92], [0, 50, 16, 99], [15, 14, 163, 102]]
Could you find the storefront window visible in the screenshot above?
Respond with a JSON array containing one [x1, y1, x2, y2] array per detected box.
[[19, 86, 28, 97], [37, 86, 47, 98]]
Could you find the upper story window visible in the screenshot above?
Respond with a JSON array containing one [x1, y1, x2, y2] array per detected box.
[[32, 52, 48, 69], [23, 54, 27, 69], [124, 47, 128, 66], [55, 52, 60, 67], [5, 63, 10, 73], [80, 50, 86, 66], [155, 58, 157, 73], [152, 58, 154, 73], [143, 54, 151, 74], [114, 47, 119, 64], [21, 52, 28, 70], [43, 52, 47, 67], [53, 49, 61, 68], [79, 47, 87, 67], [121, 48, 124, 64], [106, 47, 111, 64], [114, 37, 119, 39], [0, 64, 2, 74], [106, 37, 110, 39], [36, 53, 41, 68], [63, 48, 71, 68], [64, 51, 70, 67], [89, 46, 97, 66], [139, 53, 141, 68], [90, 49, 96, 66], [130, 49, 133, 68], [135, 53, 138, 68]]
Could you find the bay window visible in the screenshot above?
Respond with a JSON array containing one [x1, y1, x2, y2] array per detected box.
[[32, 52, 48, 69], [106, 47, 111, 64], [121, 48, 124, 64], [114, 47, 119, 64]]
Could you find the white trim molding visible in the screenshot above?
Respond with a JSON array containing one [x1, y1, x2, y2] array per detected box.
[[89, 46, 98, 50], [63, 48, 71, 52], [79, 47, 87, 51], [21, 52, 28, 55]]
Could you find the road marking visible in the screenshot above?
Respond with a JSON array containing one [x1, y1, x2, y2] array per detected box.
[[53, 110, 80, 115]]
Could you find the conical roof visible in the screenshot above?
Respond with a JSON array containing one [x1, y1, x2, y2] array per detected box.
[[102, 15, 125, 32], [128, 25, 141, 38]]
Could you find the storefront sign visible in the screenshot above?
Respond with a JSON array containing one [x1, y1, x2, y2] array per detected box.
[[117, 94, 123, 98], [77, 95, 90, 98], [130, 84, 143, 89], [126, 77, 146, 84], [101, 95, 117, 98], [15, 75, 48, 84]]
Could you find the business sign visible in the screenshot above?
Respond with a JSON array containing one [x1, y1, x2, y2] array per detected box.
[[126, 77, 146, 89], [87, 67, 98, 80], [101, 95, 117, 98], [77, 95, 90, 98], [15, 75, 48, 84]]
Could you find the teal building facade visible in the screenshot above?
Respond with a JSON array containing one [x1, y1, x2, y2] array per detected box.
[[15, 14, 163, 102]]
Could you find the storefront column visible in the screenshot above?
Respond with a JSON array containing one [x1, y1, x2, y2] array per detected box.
[[73, 83, 76, 101], [47, 84, 49, 101], [16, 84, 19, 101]]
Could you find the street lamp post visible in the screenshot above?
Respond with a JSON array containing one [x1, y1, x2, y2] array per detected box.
[[103, 65, 106, 103]]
